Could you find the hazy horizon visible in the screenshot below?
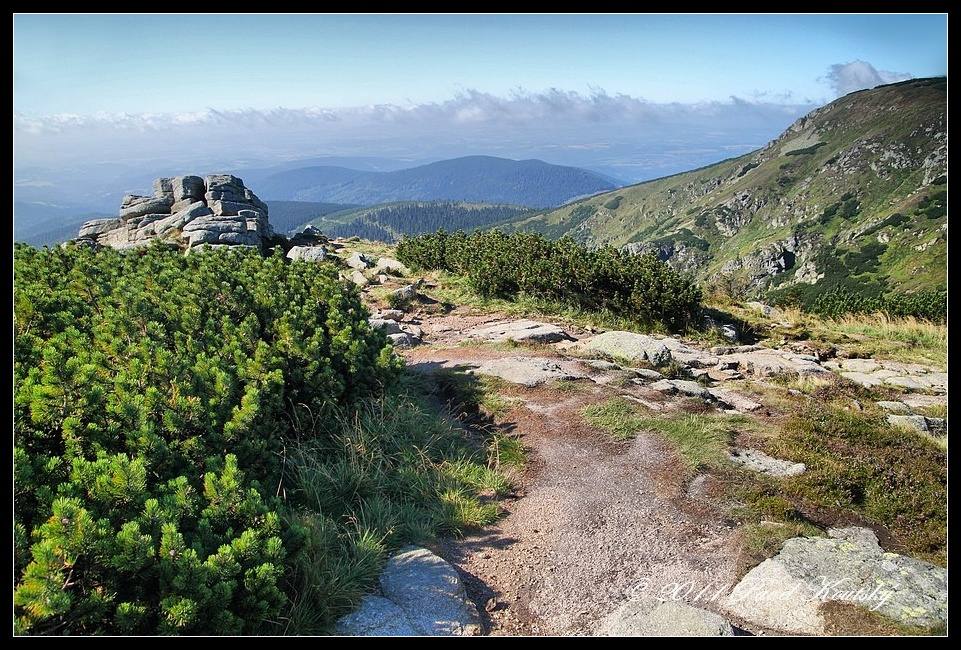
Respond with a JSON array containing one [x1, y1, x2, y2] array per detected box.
[[14, 13, 947, 210]]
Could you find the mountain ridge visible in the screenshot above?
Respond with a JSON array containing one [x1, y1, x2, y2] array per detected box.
[[256, 155, 618, 208], [503, 77, 947, 303]]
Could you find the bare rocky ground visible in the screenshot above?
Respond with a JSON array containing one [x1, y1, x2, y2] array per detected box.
[[332, 243, 947, 636]]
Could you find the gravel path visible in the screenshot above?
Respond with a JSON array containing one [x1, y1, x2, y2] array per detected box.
[[401, 311, 743, 635]]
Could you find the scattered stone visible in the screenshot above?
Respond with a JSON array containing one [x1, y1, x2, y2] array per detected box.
[[346, 252, 374, 270], [595, 596, 734, 636], [631, 368, 665, 381], [336, 546, 481, 636], [388, 332, 420, 347], [390, 282, 421, 304], [708, 388, 762, 413], [720, 324, 738, 342], [373, 257, 409, 275], [286, 245, 328, 262], [378, 309, 405, 321], [729, 448, 805, 477], [585, 360, 621, 372], [350, 270, 370, 287], [887, 414, 947, 437], [745, 301, 779, 318], [877, 400, 910, 414], [465, 319, 573, 344], [723, 527, 947, 634], [721, 348, 828, 378], [369, 318, 403, 335], [883, 376, 928, 390], [901, 394, 946, 410], [471, 357, 586, 387], [650, 379, 710, 399]]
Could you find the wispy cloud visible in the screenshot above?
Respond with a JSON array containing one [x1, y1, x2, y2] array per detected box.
[[14, 88, 815, 202], [824, 60, 912, 97]]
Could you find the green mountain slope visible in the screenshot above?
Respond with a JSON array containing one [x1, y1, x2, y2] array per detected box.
[[507, 78, 947, 301]]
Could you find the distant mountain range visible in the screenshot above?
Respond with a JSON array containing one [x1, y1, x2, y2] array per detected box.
[[14, 201, 111, 246], [255, 156, 618, 208], [504, 78, 947, 301]]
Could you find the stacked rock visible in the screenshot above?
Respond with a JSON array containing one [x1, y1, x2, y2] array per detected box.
[[75, 174, 273, 251]]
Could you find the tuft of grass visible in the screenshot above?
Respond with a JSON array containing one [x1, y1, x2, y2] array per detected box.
[[636, 413, 740, 471], [820, 601, 946, 636], [550, 378, 584, 392], [581, 397, 649, 441], [435, 370, 520, 419], [738, 520, 823, 572], [281, 372, 517, 634], [490, 433, 527, 470]]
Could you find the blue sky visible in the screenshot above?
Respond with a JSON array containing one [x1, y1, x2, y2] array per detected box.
[[13, 13, 948, 204], [14, 14, 947, 114]]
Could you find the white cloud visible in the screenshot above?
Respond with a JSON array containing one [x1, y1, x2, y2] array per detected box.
[[825, 60, 912, 97], [13, 88, 816, 201]]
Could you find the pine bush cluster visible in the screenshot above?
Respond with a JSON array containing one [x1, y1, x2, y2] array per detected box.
[[395, 229, 702, 331], [808, 287, 946, 321], [13, 242, 400, 634]]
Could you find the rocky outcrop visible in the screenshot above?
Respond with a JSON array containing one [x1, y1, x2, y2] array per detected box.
[[75, 175, 273, 251], [464, 319, 573, 344]]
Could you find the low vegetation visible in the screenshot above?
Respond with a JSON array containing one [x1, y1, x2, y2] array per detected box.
[[769, 392, 947, 565], [396, 230, 702, 331], [13, 242, 510, 635]]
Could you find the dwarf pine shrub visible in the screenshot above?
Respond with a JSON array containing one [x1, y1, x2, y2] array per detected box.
[[13, 242, 401, 634], [395, 230, 702, 331]]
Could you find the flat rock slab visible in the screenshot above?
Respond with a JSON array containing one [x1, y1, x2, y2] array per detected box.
[[729, 448, 805, 477], [595, 596, 734, 636], [464, 319, 573, 344], [717, 349, 828, 379], [901, 393, 946, 410], [577, 331, 673, 366], [471, 356, 587, 387], [337, 547, 481, 636], [723, 527, 947, 634], [831, 359, 946, 393], [876, 400, 911, 414]]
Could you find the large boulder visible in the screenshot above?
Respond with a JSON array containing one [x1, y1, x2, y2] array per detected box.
[[577, 331, 673, 366], [286, 245, 328, 262], [336, 547, 481, 636]]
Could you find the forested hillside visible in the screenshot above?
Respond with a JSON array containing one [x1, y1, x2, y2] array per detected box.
[[306, 201, 535, 243]]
